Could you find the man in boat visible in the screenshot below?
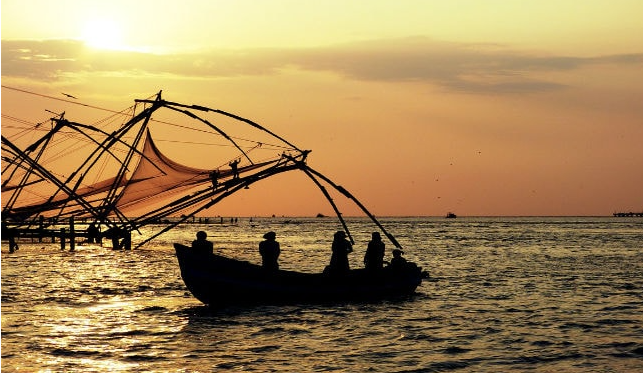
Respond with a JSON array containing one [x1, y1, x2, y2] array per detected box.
[[259, 231, 280, 271], [192, 231, 213, 255], [326, 231, 353, 274], [364, 232, 385, 271], [389, 249, 407, 269]]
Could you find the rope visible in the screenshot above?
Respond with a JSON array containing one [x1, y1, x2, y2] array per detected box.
[[2, 85, 295, 152], [1, 85, 129, 115]]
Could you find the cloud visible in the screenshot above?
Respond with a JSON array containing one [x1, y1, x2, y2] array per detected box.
[[3, 37, 642, 94], [1, 39, 86, 79], [277, 37, 643, 93]]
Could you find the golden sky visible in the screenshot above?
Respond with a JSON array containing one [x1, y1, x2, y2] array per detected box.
[[2, 0, 643, 216]]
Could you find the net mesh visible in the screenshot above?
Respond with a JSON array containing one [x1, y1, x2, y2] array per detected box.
[[2, 92, 298, 228]]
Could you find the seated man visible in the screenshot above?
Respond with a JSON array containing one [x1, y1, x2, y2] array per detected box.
[[192, 231, 213, 255], [389, 249, 407, 269], [364, 232, 385, 271]]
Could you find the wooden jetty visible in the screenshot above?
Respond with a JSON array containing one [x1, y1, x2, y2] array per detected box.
[[2, 217, 131, 252]]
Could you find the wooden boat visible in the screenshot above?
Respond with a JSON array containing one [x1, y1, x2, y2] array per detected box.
[[175, 243, 424, 306]]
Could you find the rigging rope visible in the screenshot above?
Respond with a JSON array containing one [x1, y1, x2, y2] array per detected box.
[[1, 85, 131, 115], [2, 85, 296, 153]]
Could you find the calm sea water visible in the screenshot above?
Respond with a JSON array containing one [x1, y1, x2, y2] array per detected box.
[[2, 217, 642, 372]]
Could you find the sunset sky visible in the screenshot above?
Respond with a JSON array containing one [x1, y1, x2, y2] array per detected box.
[[2, 0, 642, 216]]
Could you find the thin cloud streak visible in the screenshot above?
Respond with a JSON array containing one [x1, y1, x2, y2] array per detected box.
[[3, 37, 642, 94]]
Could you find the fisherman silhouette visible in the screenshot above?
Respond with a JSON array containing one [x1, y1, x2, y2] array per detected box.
[[364, 232, 385, 271], [229, 159, 240, 179], [209, 169, 220, 189], [326, 231, 353, 274], [86, 222, 99, 244], [105, 226, 123, 250], [192, 231, 213, 255], [105, 226, 131, 250], [389, 249, 407, 270], [259, 231, 280, 271]]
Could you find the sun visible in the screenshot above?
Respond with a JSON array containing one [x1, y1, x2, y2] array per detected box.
[[81, 18, 125, 50]]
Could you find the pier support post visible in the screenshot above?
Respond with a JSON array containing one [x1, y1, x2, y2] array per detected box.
[[60, 228, 66, 250], [124, 230, 131, 250], [38, 216, 44, 243], [69, 217, 75, 252]]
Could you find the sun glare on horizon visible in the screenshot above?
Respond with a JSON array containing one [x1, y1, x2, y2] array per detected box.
[[81, 18, 125, 50]]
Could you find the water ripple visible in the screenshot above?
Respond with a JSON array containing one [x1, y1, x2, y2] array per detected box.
[[3, 217, 643, 372]]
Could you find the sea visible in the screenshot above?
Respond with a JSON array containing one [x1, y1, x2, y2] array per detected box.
[[2, 216, 642, 372]]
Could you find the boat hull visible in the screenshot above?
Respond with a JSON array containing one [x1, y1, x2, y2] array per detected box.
[[174, 243, 423, 306]]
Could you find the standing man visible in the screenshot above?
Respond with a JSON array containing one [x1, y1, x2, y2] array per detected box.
[[364, 232, 385, 271], [259, 231, 280, 271], [229, 159, 240, 179], [327, 230, 353, 274]]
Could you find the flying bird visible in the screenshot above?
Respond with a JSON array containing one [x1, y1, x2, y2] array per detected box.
[[61, 92, 78, 99]]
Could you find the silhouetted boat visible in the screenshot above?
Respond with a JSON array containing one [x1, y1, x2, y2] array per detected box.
[[445, 212, 457, 218], [174, 243, 424, 306]]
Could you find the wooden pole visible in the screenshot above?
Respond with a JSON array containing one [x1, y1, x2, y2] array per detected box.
[[69, 217, 75, 252], [39, 215, 44, 242], [124, 229, 131, 250], [60, 228, 66, 250]]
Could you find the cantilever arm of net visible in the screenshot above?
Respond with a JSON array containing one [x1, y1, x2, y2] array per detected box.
[[300, 167, 354, 245], [52, 103, 167, 197], [98, 116, 150, 223], [43, 101, 164, 224], [41, 123, 163, 223], [162, 105, 254, 165], [160, 100, 303, 153], [1, 136, 110, 223], [303, 165, 403, 249]]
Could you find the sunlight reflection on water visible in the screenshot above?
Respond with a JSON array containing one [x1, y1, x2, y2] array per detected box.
[[2, 217, 643, 372]]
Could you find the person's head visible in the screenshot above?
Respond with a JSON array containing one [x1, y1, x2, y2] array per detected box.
[[372, 232, 381, 240], [392, 249, 404, 257], [334, 231, 346, 239], [263, 231, 276, 240], [196, 231, 207, 240]]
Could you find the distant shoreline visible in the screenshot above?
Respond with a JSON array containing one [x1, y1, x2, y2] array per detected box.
[[612, 212, 643, 217]]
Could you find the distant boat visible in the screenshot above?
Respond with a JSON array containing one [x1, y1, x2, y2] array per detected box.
[[445, 212, 457, 219], [613, 212, 643, 217]]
